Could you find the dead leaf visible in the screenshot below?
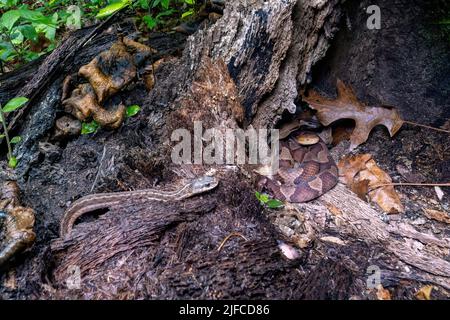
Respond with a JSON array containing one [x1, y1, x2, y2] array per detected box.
[[422, 208, 450, 224], [338, 153, 372, 185], [303, 79, 404, 150], [3, 270, 16, 290], [279, 121, 307, 139], [332, 123, 354, 145], [338, 154, 404, 214], [320, 236, 346, 246], [325, 202, 343, 216], [376, 285, 392, 300], [416, 285, 434, 300], [351, 179, 370, 201]]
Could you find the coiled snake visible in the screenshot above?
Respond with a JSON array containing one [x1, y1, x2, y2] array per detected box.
[[259, 133, 339, 203]]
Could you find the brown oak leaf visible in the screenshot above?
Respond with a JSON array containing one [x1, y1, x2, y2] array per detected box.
[[376, 285, 392, 300], [303, 79, 404, 150], [422, 208, 450, 224], [415, 285, 434, 300], [338, 154, 404, 214]]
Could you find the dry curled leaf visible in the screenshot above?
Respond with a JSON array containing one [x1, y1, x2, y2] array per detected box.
[[415, 285, 434, 300], [422, 208, 450, 224], [351, 179, 370, 201], [320, 236, 346, 246], [303, 79, 404, 150], [338, 154, 404, 214], [376, 285, 392, 300]]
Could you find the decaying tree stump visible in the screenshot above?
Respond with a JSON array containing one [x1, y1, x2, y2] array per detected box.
[[0, 0, 449, 299]]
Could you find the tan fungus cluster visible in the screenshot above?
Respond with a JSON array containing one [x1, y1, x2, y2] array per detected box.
[[61, 37, 157, 130], [0, 181, 36, 266]]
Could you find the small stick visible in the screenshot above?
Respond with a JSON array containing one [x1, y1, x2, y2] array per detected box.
[[369, 182, 450, 191], [0, 107, 12, 159], [217, 232, 248, 252], [403, 120, 450, 134]]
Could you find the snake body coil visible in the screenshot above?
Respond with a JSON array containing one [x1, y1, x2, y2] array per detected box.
[[262, 137, 339, 203]]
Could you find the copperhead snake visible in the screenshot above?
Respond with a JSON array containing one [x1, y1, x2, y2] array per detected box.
[[259, 133, 339, 203]]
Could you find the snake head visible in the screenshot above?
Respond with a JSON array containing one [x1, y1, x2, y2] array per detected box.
[[190, 176, 219, 194]]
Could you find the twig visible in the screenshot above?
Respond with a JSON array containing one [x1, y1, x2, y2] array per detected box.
[[5, 31, 22, 62], [217, 232, 248, 252], [0, 107, 12, 159], [403, 120, 450, 134], [370, 182, 450, 191], [90, 145, 107, 192]]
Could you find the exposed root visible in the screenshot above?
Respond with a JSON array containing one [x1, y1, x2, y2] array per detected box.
[[217, 232, 249, 252]]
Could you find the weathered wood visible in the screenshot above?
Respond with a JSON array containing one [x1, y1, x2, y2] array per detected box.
[[179, 0, 343, 125], [292, 183, 450, 289]]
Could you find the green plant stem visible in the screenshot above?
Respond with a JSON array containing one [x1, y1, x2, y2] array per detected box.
[[0, 107, 13, 159], [5, 31, 22, 62]]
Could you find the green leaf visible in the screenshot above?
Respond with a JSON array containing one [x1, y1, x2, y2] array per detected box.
[[0, 134, 5, 139], [156, 9, 175, 19], [161, 0, 170, 10], [0, 10, 21, 31], [18, 9, 54, 26], [0, 0, 19, 10], [0, 41, 15, 61], [81, 120, 99, 135], [255, 191, 271, 204], [151, 0, 161, 8], [96, 0, 130, 19], [266, 199, 284, 209], [126, 104, 141, 118], [181, 9, 194, 19], [259, 193, 269, 203], [8, 156, 17, 168], [23, 50, 40, 62], [10, 136, 21, 144], [184, 0, 194, 5], [2, 97, 28, 112], [18, 24, 38, 42], [138, 0, 149, 10], [143, 15, 157, 29], [10, 27, 24, 45]]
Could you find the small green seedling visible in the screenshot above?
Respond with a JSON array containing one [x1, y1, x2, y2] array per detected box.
[[96, 0, 131, 19], [81, 120, 100, 135], [126, 104, 141, 118], [81, 104, 140, 135], [0, 96, 28, 168], [255, 191, 284, 209]]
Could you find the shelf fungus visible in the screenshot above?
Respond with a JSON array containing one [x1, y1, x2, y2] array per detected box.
[[0, 181, 36, 267], [63, 83, 125, 129], [62, 37, 157, 129]]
